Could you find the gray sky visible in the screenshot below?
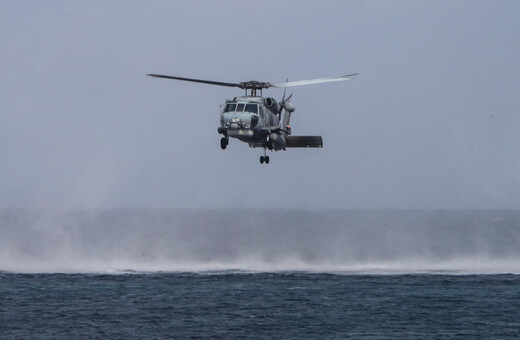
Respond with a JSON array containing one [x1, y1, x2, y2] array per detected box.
[[1, 0, 519, 209]]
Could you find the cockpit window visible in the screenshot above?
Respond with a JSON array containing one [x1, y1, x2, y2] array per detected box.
[[236, 103, 245, 112], [245, 103, 258, 113], [224, 103, 236, 112]]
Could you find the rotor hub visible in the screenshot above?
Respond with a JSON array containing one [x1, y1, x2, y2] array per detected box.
[[238, 81, 271, 90]]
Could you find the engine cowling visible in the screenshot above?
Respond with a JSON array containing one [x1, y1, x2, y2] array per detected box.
[[264, 97, 280, 113]]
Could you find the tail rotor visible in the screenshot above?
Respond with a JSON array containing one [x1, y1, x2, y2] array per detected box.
[[278, 82, 293, 117]]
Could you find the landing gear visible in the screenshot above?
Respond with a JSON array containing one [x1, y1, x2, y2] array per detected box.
[[266, 138, 273, 150], [259, 149, 270, 164], [260, 156, 270, 164], [220, 137, 228, 150]]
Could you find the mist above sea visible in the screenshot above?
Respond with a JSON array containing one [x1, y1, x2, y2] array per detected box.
[[1, 209, 519, 274]]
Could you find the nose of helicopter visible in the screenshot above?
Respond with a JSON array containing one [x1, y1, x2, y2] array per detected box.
[[222, 112, 256, 129]]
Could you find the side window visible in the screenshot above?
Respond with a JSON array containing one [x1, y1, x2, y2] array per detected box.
[[236, 103, 245, 112]]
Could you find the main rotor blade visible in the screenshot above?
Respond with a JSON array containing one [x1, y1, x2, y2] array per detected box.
[[272, 73, 359, 88], [147, 74, 240, 88]]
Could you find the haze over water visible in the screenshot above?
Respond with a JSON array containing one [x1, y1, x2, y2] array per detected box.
[[2, 209, 519, 274]]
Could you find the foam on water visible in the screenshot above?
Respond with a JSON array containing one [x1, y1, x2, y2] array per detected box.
[[1, 209, 519, 274]]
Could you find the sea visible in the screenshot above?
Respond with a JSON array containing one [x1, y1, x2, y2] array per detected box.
[[1, 209, 520, 338]]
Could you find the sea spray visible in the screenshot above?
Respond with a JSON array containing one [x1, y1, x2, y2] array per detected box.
[[1, 209, 519, 273]]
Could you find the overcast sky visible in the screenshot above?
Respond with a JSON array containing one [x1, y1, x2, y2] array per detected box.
[[1, 1, 519, 210]]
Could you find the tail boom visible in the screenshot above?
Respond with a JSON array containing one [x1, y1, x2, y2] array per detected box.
[[285, 136, 323, 148]]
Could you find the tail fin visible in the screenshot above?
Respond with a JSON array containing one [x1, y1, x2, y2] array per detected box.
[[286, 136, 323, 148]]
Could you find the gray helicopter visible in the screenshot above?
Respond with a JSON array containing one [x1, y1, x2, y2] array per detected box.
[[147, 73, 358, 164]]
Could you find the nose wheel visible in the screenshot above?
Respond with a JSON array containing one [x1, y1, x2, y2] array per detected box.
[[220, 137, 228, 150]]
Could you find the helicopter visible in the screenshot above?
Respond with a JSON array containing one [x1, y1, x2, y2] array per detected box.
[[147, 73, 358, 164]]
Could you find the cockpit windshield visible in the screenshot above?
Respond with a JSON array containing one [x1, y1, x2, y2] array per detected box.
[[224, 102, 258, 113], [245, 103, 258, 113], [224, 103, 236, 112]]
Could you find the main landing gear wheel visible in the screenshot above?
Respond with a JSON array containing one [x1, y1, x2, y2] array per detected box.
[[220, 137, 228, 150], [260, 148, 270, 164], [260, 156, 270, 164]]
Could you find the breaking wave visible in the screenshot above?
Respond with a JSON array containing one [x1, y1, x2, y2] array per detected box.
[[1, 209, 520, 274]]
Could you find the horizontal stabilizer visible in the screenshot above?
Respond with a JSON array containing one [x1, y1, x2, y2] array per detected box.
[[286, 136, 323, 148]]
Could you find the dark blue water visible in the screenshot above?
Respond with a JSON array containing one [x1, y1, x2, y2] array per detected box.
[[1, 272, 520, 338]]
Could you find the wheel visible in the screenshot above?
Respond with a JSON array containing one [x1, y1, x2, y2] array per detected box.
[[260, 156, 265, 164], [220, 137, 227, 150], [265, 156, 270, 164]]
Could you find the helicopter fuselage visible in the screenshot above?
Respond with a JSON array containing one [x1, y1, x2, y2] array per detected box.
[[147, 72, 356, 163], [218, 96, 288, 151]]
